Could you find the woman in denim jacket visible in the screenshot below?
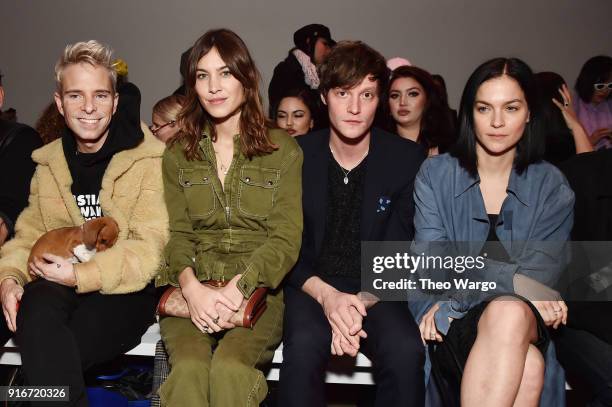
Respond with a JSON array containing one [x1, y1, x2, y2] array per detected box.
[[158, 29, 303, 406], [409, 58, 574, 407]]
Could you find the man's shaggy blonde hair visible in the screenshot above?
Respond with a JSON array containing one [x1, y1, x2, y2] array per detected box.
[[55, 40, 116, 93]]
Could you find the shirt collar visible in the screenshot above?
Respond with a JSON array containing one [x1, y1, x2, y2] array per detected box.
[[506, 167, 531, 206], [454, 163, 531, 207], [453, 164, 479, 198], [198, 127, 241, 148]]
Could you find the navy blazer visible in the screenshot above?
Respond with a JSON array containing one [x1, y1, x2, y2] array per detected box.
[[287, 127, 425, 289]]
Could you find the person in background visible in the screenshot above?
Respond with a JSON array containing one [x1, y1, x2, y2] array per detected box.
[[35, 101, 65, 144], [554, 146, 612, 407], [534, 71, 592, 165], [432, 73, 459, 128], [173, 47, 193, 96], [158, 28, 302, 407], [0, 70, 43, 250], [0, 108, 16, 122], [151, 94, 185, 143], [386, 56, 411, 72], [573, 55, 612, 149], [268, 23, 334, 126], [410, 57, 572, 407], [386, 66, 456, 156], [113, 58, 129, 88], [271, 88, 316, 137]]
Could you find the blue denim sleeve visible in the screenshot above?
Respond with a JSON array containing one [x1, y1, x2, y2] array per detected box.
[[411, 160, 464, 335], [413, 159, 448, 242], [514, 182, 574, 287]]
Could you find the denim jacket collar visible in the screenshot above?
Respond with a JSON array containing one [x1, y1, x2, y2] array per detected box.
[[453, 162, 531, 207]]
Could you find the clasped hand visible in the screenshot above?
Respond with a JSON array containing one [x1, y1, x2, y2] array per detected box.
[[321, 290, 371, 357], [182, 274, 243, 333]]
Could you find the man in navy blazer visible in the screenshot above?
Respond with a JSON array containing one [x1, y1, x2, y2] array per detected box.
[[278, 40, 426, 407]]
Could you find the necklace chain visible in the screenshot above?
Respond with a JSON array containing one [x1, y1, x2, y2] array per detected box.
[[329, 146, 368, 185], [214, 149, 231, 175]]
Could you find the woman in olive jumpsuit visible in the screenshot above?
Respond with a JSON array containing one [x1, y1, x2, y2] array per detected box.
[[157, 28, 303, 406]]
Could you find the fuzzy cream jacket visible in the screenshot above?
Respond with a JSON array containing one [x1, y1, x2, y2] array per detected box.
[[0, 126, 169, 294]]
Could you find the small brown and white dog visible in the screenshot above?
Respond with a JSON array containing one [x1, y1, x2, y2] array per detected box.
[[28, 217, 120, 268]]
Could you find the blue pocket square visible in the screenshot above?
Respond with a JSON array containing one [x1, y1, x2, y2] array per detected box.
[[376, 196, 392, 213]]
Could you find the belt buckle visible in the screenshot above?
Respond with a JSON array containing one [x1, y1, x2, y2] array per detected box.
[[208, 279, 225, 288]]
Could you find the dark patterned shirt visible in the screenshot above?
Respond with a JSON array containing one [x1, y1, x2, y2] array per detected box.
[[316, 154, 368, 279]]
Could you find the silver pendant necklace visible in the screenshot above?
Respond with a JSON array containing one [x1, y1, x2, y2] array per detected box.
[[329, 146, 369, 185], [213, 149, 231, 175]]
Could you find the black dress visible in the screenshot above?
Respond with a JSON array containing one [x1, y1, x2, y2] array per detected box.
[[431, 214, 550, 400]]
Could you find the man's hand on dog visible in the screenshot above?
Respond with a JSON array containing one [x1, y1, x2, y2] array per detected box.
[[0, 279, 23, 332], [29, 254, 76, 287]]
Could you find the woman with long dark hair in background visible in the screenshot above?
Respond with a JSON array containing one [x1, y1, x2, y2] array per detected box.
[[386, 65, 456, 156], [534, 71, 592, 165]]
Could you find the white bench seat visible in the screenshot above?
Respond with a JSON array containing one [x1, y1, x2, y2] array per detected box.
[[0, 323, 376, 385], [0, 323, 575, 390]]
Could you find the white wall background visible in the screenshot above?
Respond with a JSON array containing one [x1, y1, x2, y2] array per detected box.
[[1, 0, 610, 126]]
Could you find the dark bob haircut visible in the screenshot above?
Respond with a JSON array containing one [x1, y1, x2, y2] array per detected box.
[[450, 57, 544, 176], [574, 55, 612, 104], [318, 40, 389, 98]]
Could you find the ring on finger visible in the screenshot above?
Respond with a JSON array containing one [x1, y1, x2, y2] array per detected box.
[[430, 332, 436, 340], [212, 316, 220, 324]]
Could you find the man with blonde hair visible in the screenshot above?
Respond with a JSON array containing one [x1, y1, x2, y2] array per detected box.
[[0, 40, 168, 406]]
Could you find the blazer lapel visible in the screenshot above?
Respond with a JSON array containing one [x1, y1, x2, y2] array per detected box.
[[305, 132, 330, 256]]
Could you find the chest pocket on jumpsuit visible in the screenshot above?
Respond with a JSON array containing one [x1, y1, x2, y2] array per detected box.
[[238, 166, 280, 219], [179, 167, 217, 218]]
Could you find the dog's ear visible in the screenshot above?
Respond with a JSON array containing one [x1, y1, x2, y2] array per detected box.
[[96, 218, 119, 251], [82, 219, 103, 250], [82, 217, 119, 251]]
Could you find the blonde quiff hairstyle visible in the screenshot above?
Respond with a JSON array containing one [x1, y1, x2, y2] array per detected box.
[[54, 40, 117, 94]]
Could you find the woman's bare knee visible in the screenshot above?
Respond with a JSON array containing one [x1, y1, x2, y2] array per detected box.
[[477, 299, 536, 345]]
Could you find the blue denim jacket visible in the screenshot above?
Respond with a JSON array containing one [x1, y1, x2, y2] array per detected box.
[[409, 153, 574, 407]]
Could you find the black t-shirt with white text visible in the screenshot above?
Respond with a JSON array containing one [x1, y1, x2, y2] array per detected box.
[[64, 141, 110, 221]]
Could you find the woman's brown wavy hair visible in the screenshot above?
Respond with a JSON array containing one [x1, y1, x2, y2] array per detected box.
[[173, 29, 276, 160]]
